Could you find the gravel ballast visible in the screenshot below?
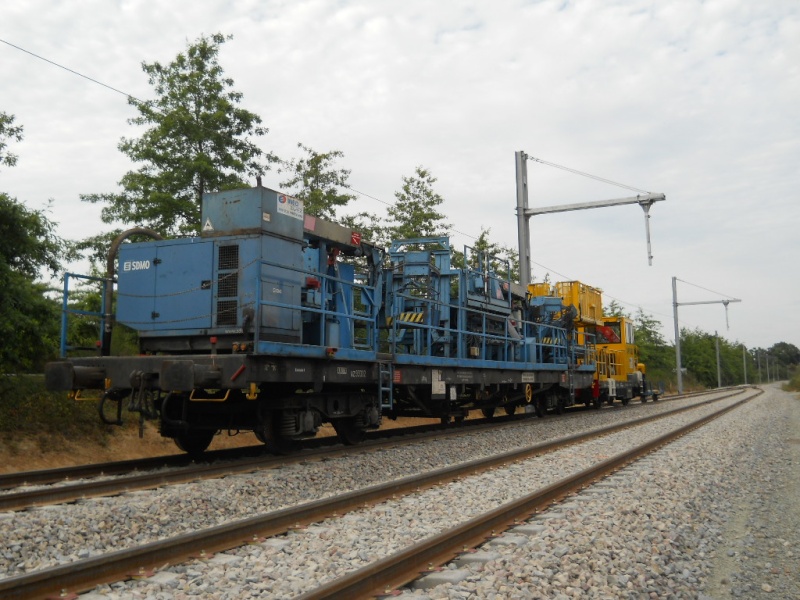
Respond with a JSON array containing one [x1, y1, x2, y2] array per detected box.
[[4, 386, 797, 599], [403, 384, 799, 599], [0, 393, 721, 579]]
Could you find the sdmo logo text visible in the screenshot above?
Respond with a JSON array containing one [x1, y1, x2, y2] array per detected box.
[[123, 260, 151, 272]]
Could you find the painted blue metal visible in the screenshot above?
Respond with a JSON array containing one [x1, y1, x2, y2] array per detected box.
[[117, 237, 214, 331], [201, 186, 304, 240]]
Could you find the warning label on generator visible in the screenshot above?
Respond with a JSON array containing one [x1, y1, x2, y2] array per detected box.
[[277, 194, 304, 220]]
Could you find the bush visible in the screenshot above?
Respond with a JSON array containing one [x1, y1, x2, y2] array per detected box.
[[0, 374, 109, 442], [783, 369, 800, 392]]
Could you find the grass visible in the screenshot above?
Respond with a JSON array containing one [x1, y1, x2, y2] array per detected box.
[[0, 374, 110, 446], [783, 369, 800, 392]]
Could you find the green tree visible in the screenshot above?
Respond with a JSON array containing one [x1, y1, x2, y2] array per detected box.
[[279, 143, 386, 247], [633, 308, 673, 383], [0, 115, 66, 373], [0, 112, 24, 168], [769, 342, 800, 367], [679, 328, 751, 388], [280, 143, 355, 219], [680, 327, 717, 387], [0, 113, 65, 374], [452, 227, 519, 282], [81, 33, 271, 239], [0, 196, 63, 372], [387, 166, 450, 241], [604, 300, 629, 318]]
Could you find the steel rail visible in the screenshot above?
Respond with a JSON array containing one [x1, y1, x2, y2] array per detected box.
[[0, 418, 525, 511], [297, 388, 762, 600], [1, 387, 713, 490], [0, 388, 755, 599], [0, 389, 737, 512], [0, 446, 251, 490]]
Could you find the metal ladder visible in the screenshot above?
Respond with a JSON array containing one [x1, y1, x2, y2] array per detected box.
[[379, 362, 394, 410], [567, 368, 576, 400]]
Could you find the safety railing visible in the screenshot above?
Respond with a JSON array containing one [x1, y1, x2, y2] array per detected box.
[[59, 272, 109, 358], [385, 289, 595, 369], [253, 259, 379, 352]]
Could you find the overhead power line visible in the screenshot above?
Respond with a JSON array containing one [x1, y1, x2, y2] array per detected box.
[[527, 155, 650, 194], [0, 37, 144, 104], [674, 278, 739, 301]]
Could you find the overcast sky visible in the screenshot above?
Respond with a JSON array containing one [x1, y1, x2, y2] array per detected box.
[[2, 0, 798, 354]]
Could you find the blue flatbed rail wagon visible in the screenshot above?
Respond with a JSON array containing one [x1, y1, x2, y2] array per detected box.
[[47, 184, 599, 454]]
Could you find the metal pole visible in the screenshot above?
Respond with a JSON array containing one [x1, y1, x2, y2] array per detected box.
[[103, 227, 164, 356], [641, 201, 654, 266], [757, 351, 761, 383], [742, 345, 747, 384], [60, 274, 71, 358], [766, 354, 770, 382], [515, 151, 531, 289], [715, 331, 721, 388], [672, 276, 683, 394]]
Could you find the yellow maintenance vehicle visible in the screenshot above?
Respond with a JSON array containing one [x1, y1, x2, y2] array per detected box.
[[528, 281, 658, 406]]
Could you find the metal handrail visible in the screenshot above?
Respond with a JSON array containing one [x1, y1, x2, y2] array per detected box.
[[59, 272, 109, 358]]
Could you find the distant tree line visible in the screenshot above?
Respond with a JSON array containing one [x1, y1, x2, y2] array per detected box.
[[607, 303, 796, 391]]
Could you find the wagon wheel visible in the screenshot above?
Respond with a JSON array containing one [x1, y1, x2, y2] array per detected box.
[[481, 407, 496, 419], [174, 430, 215, 457], [256, 409, 297, 454], [535, 398, 545, 418], [333, 416, 367, 446], [255, 404, 273, 444], [524, 384, 533, 404]]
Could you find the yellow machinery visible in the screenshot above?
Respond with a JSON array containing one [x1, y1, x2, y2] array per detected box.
[[528, 281, 656, 405]]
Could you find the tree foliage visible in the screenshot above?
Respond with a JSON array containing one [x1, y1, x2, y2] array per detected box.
[[386, 167, 450, 241], [452, 227, 519, 282], [81, 33, 270, 238], [604, 300, 629, 318], [633, 308, 673, 383], [768, 342, 800, 366], [0, 115, 66, 373], [0, 112, 24, 169], [280, 143, 355, 219], [678, 328, 757, 388], [0, 196, 64, 373]]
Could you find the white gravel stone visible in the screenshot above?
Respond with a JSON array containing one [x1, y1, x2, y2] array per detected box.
[[3, 388, 796, 600]]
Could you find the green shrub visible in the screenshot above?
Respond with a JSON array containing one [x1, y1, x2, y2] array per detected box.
[[784, 369, 800, 392], [0, 374, 109, 442]]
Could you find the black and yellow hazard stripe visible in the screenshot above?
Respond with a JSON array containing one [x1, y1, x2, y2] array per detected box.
[[386, 312, 425, 326]]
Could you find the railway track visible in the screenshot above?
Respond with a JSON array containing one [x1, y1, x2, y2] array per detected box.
[[2, 389, 727, 491], [0, 411, 528, 492], [1, 390, 713, 512], [0, 387, 757, 599]]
